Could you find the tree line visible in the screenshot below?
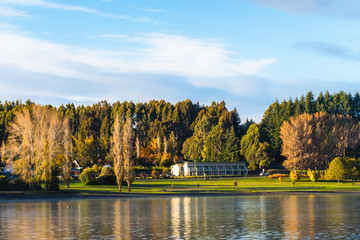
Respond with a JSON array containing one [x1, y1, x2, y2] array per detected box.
[[260, 91, 360, 164], [0, 100, 252, 166], [2, 90, 360, 183]]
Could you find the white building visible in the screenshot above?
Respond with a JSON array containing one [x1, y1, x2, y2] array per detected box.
[[170, 161, 248, 177]]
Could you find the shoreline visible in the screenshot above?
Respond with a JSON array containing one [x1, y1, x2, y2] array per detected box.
[[1, 190, 360, 201]]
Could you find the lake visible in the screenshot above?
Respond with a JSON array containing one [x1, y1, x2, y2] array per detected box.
[[1, 194, 360, 239]]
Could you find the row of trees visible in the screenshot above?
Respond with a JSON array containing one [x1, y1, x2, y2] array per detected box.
[[110, 116, 135, 191], [2, 90, 360, 185], [2, 104, 137, 191], [0, 100, 251, 168]]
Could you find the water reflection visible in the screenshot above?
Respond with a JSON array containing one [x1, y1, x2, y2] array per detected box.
[[1, 194, 360, 239]]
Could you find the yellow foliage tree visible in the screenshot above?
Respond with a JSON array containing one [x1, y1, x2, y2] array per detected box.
[[140, 138, 161, 166], [290, 170, 301, 186], [307, 169, 319, 182]]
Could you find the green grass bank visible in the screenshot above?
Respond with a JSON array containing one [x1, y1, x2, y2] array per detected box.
[[1, 176, 360, 200], [61, 176, 360, 195]]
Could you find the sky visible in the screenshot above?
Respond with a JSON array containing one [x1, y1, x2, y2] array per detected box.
[[1, 0, 360, 122]]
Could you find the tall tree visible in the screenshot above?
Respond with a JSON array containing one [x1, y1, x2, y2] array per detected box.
[[260, 100, 282, 163], [110, 114, 125, 192], [123, 118, 135, 192], [240, 124, 271, 169], [61, 118, 73, 188], [182, 115, 212, 160]]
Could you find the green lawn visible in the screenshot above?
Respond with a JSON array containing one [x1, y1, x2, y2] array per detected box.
[[59, 176, 360, 195]]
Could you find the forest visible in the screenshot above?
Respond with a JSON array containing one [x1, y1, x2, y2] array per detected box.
[[1, 90, 360, 173]]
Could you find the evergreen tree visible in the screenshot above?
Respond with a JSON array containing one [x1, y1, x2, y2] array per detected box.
[[241, 124, 271, 169]]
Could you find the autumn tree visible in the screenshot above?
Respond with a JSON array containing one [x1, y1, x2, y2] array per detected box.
[[123, 118, 135, 192], [140, 138, 160, 165], [280, 113, 316, 170], [6, 105, 71, 190], [60, 118, 73, 188], [281, 112, 359, 171], [110, 114, 125, 191]]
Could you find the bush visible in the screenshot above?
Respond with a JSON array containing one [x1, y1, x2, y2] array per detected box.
[[9, 178, 29, 191], [307, 169, 320, 182], [268, 174, 288, 179], [99, 166, 113, 177], [79, 168, 97, 185], [151, 169, 160, 179], [95, 175, 117, 185], [290, 170, 301, 186], [92, 164, 102, 176], [233, 181, 238, 190], [345, 158, 360, 184], [0, 175, 9, 191]]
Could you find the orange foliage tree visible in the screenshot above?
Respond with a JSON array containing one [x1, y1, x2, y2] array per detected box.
[[281, 112, 359, 170]]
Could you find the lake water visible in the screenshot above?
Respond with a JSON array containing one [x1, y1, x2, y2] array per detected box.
[[1, 194, 360, 239]]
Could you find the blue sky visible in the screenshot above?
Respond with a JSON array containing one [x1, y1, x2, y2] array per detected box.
[[1, 0, 360, 121]]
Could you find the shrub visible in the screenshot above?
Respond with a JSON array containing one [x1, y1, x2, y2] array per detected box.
[[290, 170, 301, 186], [99, 166, 111, 177], [233, 181, 238, 190], [9, 178, 29, 191], [95, 175, 117, 185], [345, 158, 360, 184], [92, 164, 102, 176], [151, 169, 160, 179], [268, 174, 288, 179], [79, 168, 97, 185], [307, 169, 320, 182], [0, 175, 9, 191]]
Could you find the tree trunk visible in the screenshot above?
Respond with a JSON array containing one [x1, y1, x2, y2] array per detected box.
[[67, 180, 70, 188], [338, 179, 340, 185], [118, 183, 122, 192], [127, 181, 131, 192]]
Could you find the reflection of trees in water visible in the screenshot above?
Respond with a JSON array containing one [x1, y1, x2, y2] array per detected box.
[[281, 194, 355, 239], [1, 195, 360, 239]]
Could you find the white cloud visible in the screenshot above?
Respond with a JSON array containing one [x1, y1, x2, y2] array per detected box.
[[135, 33, 276, 77], [0, 23, 20, 29], [0, 29, 278, 121], [0, 5, 26, 16], [0, 0, 155, 23], [0, 30, 276, 93]]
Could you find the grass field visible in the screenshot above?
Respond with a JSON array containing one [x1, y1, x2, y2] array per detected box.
[[59, 176, 360, 196]]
